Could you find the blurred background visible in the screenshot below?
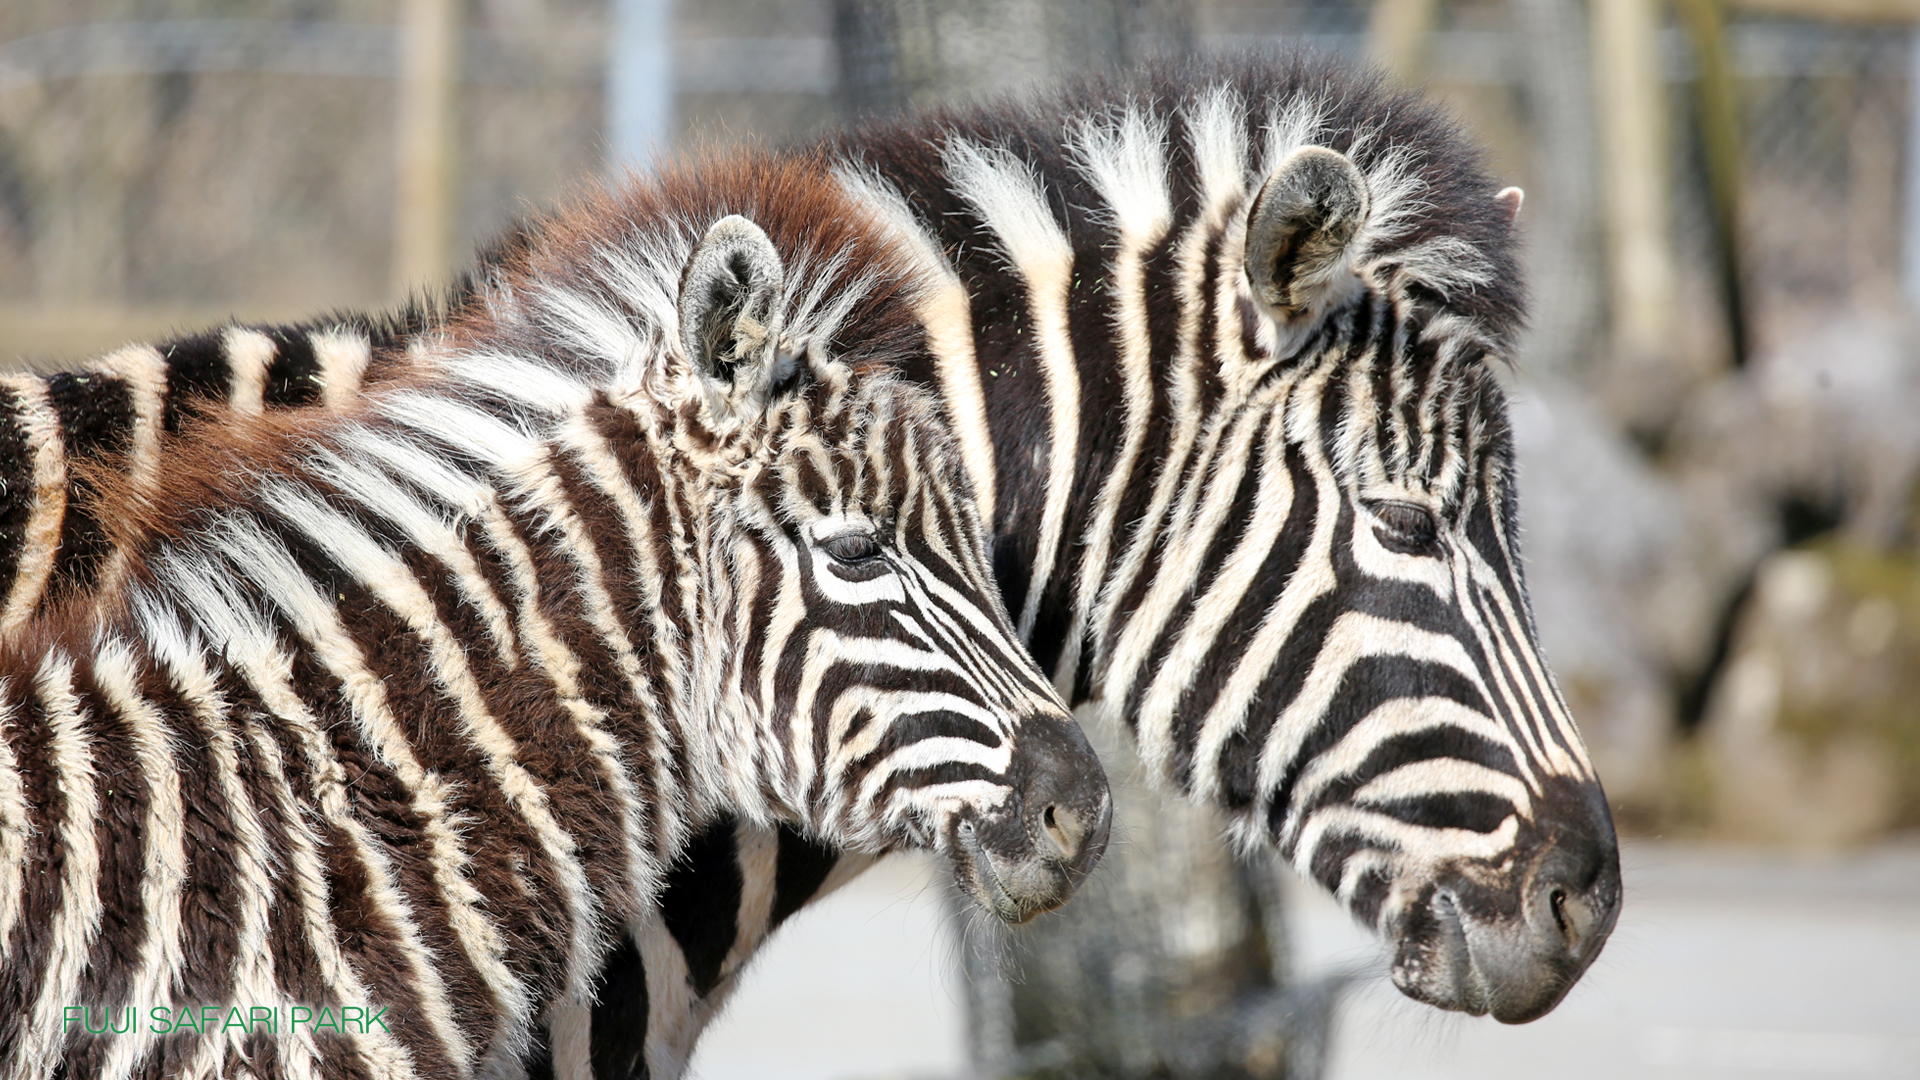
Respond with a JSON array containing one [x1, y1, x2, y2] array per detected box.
[[3, 0, 1917, 1076]]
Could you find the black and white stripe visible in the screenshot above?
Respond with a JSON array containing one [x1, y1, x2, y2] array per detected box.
[[0, 185, 1109, 1079], [828, 52, 1616, 1022], [0, 309, 433, 630]]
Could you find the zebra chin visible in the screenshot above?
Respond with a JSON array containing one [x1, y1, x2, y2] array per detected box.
[[947, 713, 1113, 923], [1380, 783, 1623, 1023]]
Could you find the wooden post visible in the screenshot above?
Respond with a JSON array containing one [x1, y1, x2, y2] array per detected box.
[[394, 0, 462, 299], [1676, 0, 1749, 366], [1368, 0, 1443, 85], [1592, 0, 1676, 363]]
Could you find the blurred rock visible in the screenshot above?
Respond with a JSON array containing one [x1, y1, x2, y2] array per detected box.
[[1701, 544, 1920, 847], [1667, 309, 1920, 552], [1513, 308, 1920, 835]]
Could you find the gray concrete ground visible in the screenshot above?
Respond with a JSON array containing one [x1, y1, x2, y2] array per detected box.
[[686, 840, 1920, 1080], [687, 854, 967, 1080], [1289, 839, 1920, 1080]]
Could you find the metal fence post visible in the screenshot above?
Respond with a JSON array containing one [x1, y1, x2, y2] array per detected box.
[[1906, 27, 1920, 308], [609, 0, 674, 175]]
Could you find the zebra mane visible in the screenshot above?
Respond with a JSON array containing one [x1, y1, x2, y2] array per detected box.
[[446, 150, 932, 398], [831, 47, 1525, 350]]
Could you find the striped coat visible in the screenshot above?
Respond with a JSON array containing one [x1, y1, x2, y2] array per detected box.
[[0, 158, 1109, 1080]]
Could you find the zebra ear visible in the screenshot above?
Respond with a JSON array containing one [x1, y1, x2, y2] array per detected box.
[[1495, 186, 1525, 224], [1244, 146, 1370, 321], [678, 214, 788, 414]]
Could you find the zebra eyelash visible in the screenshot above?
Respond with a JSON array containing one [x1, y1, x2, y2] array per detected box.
[[820, 532, 883, 565], [1366, 499, 1441, 555]]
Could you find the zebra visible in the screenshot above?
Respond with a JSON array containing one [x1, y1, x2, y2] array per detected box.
[[0, 310, 430, 633], [2, 48, 1620, 1073], [0, 156, 1111, 1080], [3, 257, 872, 1080]]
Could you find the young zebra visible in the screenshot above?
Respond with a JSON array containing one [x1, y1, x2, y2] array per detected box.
[[2, 49, 1619, 1073], [0, 159, 1111, 1080]]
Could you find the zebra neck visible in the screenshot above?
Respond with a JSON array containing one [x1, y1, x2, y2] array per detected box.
[[952, 219, 1286, 713]]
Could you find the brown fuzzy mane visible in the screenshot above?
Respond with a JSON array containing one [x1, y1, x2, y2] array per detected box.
[[445, 148, 927, 376]]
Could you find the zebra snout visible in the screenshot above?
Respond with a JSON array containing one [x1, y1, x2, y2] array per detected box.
[[1013, 713, 1112, 880], [1472, 839, 1621, 1023], [1392, 834, 1622, 1024], [949, 713, 1110, 923], [1520, 838, 1622, 983], [1036, 800, 1102, 868]]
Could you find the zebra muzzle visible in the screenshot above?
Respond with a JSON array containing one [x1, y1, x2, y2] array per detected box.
[[1390, 832, 1623, 1023], [950, 713, 1111, 923]]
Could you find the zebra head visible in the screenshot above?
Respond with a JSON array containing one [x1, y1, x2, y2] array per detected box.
[[671, 215, 1110, 924], [1232, 144, 1621, 1021]]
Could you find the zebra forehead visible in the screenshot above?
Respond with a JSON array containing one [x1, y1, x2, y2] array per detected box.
[[1297, 338, 1513, 511], [713, 374, 963, 524]]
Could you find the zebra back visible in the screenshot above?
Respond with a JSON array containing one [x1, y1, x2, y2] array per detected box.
[[0, 309, 448, 630]]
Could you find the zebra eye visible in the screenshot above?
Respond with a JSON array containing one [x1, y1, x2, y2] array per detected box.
[[1370, 501, 1440, 554], [821, 532, 883, 565]]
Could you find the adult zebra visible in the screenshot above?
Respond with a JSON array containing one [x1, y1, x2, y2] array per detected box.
[[540, 50, 1623, 1046], [1, 49, 1619, 1075], [0, 160, 1110, 1079], [831, 52, 1622, 1024]]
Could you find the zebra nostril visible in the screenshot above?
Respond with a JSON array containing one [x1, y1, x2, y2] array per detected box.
[[1549, 887, 1597, 954], [1530, 851, 1612, 961], [1039, 803, 1080, 860]]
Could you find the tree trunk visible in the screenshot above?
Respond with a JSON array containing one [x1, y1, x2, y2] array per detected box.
[[958, 714, 1340, 1080], [832, 0, 1191, 119]]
